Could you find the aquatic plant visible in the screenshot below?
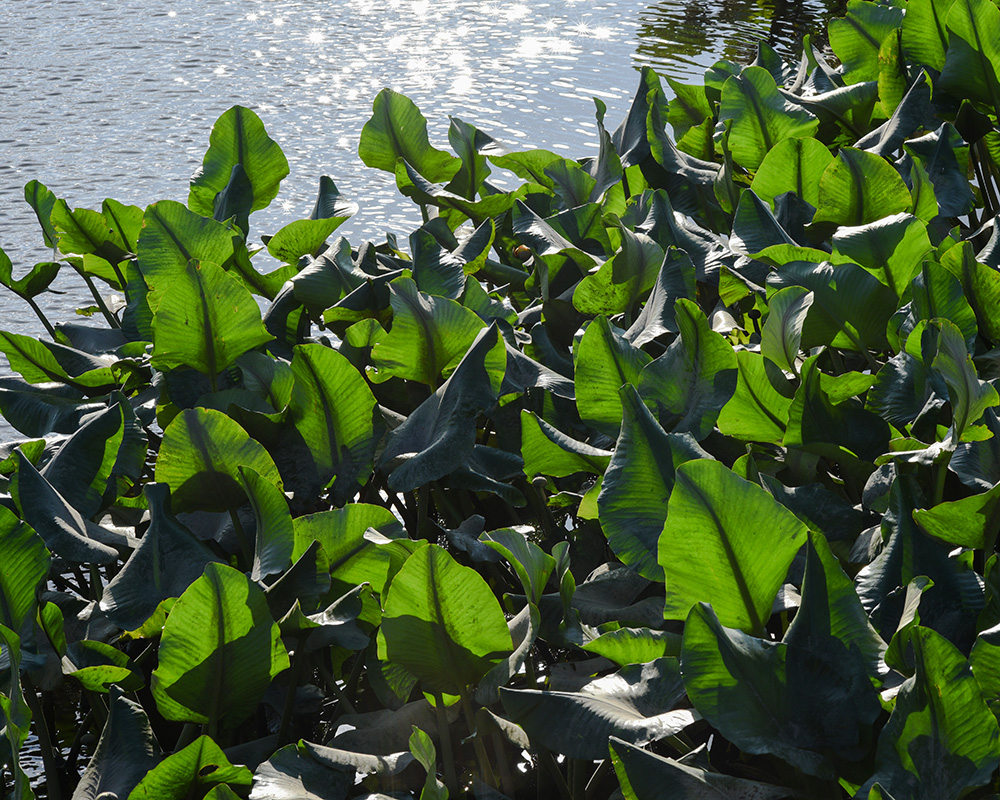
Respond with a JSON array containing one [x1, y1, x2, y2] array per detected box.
[[4, 1, 1000, 797]]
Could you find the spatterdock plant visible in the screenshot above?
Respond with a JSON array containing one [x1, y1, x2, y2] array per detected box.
[[6, 0, 1000, 796]]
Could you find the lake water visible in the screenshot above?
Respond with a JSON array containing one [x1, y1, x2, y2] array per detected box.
[[0, 0, 839, 341]]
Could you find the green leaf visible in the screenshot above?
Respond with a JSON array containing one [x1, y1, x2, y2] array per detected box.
[[267, 217, 349, 264], [761, 286, 814, 374], [128, 735, 251, 800], [862, 627, 1000, 799], [14, 451, 124, 565], [24, 179, 58, 248], [0, 330, 116, 393], [928, 319, 999, 439], [0, 505, 48, 643], [914, 480, 1000, 549], [610, 736, 793, 800], [151, 562, 289, 732], [381, 544, 512, 695], [813, 147, 912, 227], [971, 622, 1000, 720], [682, 602, 880, 779], [74, 689, 162, 800], [249, 742, 354, 800], [828, 0, 905, 83], [64, 640, 143, 693], [902, 0, 955, 70], [767, 260, 896, 354], [573, 227, 664, 317], [576, 316, 652, 438], [189, 105, 289, 217], [151, 259, 272, 377], [582, 627, 681, 667], [939, 0, 1000, 111], [155, 407, 282, 514], [904, 124, 975, 218], [292, 503, 404, 595], [447, 116, 502, 200], [785, 533, 887, 681], [480, 527, 555, 606], [100, 484, 222, 633], [638, 299, 738, 439], [519, 410, 611, 480], [717, 351, 794, 443], [784, 355, 891, 463], [500, 659, 694, 760], [359, 89, 460, 183], [136, 200, 243, 306], [718, 66, 819, 171], [288, 343, 378, 502], [379, 324, 505, 493], [623, 248, 698, 347], [0, 248, 60, 301], [370, 276, 484, 387], [660, 460, 808, 632], [599, 385, 708, 581], [831, 213, 932, 299], [239, 466, 294, 582]]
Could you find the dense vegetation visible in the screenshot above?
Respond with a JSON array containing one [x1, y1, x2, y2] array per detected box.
[[5, 0, 1000, 797]]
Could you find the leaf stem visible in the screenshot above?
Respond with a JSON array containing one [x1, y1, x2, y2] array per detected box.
[[79, 271, 121, 329], [277, 647, 304, 747], [460, 689, 497, 788], [22, 295, 57, 339], [22, 674, 63, 800], [434, 693, 459, 796]]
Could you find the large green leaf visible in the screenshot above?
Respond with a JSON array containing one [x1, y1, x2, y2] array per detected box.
[[681, 602, 880, 779], [73, 689, 162, 800], [128, 735, 252, 799], [659, 460, 808, 633], [155, 407, 282, 513], [902, 0, 955, 69], [831, 213, 932, 299], [926, 319, 999, 439], [519, 410, 611, 479], [189, 105, 289, 217], [0, 505, 48, 643], [151, 259, 272, 377], [718, 66, 819, 171], [783, 355, 891, 463], [287, 343, 378, 502], [359, 89, 460, 183], [0, 246, 60, 301], [575, 316, 652, 438], [100, 484, 222, 632], [381, 544, 512, 695], [14, 452, 124, 565], [939, 0, 1000, 111], [249, 743, 353, 800], [914, 480, 1000, 549], [638, 298, 738, 439], [861, 627, 1000, 799], [828, 0, 905, 83], [370, 276, 484, 387], [500, 659, 694, 760], [599, 386, 708, 580], [573, 227, 665, 317], [716, 350, 794, 443], [239, 466, 294, 582], [0, 378, 104, 438], [0, 330, 116, 393], [812, 148, 912, 227], [786, 533, 887, 681], [761, 286, 813, 375], [609, 737, 793, 800], [292, 503, 403, 595], [136, 200, 242, 305], [379, 323, 505, 493], [767, 260, 896, 354], [151, 562, 289, 732]]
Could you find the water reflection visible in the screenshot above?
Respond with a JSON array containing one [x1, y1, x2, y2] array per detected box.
[[634, 0, 845, 76]]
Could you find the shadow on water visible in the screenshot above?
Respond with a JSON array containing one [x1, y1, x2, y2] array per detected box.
[[633, 0, 847, 77]]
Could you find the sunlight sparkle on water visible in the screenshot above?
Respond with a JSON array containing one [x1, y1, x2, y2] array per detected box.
[[307, 30, 326, 44], [246, 12, 259, 22]]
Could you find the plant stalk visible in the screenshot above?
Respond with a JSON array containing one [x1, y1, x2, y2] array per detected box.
[[434, 693, 459, 796], [277, 647, 305, 747], [22, 675, 63, 800], [460, 689, 497, 788]]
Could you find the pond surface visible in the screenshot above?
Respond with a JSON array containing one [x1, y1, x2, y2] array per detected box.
[[0, 0, 838, 335]]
